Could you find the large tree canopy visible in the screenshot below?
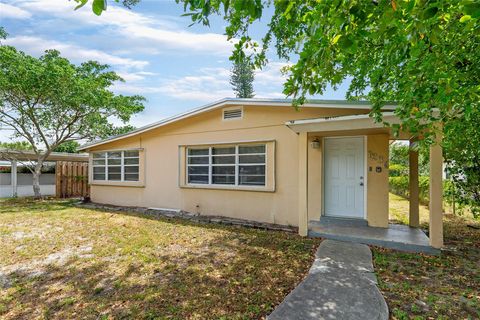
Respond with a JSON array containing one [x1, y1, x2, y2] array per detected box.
[[0, 44, 144, 197]]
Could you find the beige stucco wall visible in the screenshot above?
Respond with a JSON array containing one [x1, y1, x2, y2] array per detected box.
[[366, 134, 390, 227], [87, 104, 390, 228]]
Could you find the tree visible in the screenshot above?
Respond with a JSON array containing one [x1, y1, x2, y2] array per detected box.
[[0, 27, 6, 41], [444, 108, 480, 219], [0, 141, 32, 151], [102, 124, 136, 137], [389, 142, 429, 176], [230, 59, 255, 98], [53, 141, 80, 153], [0, 45, 145, 198]]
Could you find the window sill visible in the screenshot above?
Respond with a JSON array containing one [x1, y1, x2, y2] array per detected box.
[[90, 181, 145, 188], [180, 184, 274, 193]]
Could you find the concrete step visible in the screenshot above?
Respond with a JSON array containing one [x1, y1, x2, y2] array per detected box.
[[313, 216, 369, 227], [308, 227, 440, 255]]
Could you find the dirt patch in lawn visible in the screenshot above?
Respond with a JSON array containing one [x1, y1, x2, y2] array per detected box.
[[374, 195, 480, 319], [0, 198, 319, 319]]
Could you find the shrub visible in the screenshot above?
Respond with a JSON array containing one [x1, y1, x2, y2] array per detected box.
[[389, 176, 451, 206], [389, 164, 408, 177]]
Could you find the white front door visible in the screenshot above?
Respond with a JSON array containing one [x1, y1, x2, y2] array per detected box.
[[324, 137, 365, 219]]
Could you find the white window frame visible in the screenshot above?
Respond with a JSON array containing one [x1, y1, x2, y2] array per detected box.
[[92, 150, 140, 182], [186, 144, 266, 187]]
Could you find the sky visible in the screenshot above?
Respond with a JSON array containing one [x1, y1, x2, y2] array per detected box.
[[0, 0, 350, 142]]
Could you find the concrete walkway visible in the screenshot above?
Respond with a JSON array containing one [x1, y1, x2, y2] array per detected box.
[[268, 240, 388, 320]]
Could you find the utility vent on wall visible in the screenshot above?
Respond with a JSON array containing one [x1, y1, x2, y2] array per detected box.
[[223, 108, 243, 120]]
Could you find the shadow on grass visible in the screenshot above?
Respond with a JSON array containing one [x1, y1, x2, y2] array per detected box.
[[78, 203, 310, 253], [3, 238, 316, 319], [1, 200, 319, 319]]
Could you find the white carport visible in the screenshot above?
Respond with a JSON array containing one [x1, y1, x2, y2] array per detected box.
[[0, 150, 88, 198]]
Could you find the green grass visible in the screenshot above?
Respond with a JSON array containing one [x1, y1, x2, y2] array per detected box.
[[374, 193, 480, 319], [0, 198, 320, 320]]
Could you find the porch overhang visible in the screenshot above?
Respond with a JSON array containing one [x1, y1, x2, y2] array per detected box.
[[285, 112, 402, 135]]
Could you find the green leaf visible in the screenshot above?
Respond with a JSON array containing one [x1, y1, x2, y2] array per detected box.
[[422, 7, 439, 19], [332, 34, 342, 45], [223, 0, 230, 16], [460, 15, 472, 23], [74, 0, 88, 10], [338, 36, 353, 49], [463, 3, 480, 18], [92, 0, 106, 16]]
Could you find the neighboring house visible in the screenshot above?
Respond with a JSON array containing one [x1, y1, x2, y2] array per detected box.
[[78, 98, 444, 249]]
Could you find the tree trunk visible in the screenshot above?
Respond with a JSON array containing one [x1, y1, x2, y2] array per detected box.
[[32, 161, 43, 199]]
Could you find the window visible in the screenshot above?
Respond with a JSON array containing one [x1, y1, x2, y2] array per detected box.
[[187, 144, 266, 186], [92, 150, 139, 182]]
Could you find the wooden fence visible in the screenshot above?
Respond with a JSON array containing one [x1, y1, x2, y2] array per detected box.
[[55, 161, 89, 198]]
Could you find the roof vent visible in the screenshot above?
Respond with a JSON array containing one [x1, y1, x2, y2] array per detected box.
[[223, 107, 243, 120]]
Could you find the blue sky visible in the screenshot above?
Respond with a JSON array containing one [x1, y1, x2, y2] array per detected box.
[[0, 0, 349, 141]]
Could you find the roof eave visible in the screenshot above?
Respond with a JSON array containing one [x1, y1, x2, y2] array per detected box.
[[78, 98, 398, 151]]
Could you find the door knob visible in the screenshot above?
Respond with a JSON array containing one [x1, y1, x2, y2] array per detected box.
[[360, 182, 364, 186]]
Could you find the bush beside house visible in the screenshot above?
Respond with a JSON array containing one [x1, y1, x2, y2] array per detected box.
[[389, 176, 454, 207]]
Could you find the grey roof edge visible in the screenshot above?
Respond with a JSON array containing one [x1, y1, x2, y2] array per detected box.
[[0, 149, 89, 161], [78, 97, 398, 151]]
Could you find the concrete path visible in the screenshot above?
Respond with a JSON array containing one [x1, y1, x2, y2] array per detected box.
[[268, 240, 388, 320]]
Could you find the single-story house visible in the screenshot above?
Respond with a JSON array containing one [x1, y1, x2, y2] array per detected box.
[[78, 98, 444, 250]]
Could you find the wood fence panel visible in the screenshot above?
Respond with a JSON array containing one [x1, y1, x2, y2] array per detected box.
[[56, 161, 89, 198]]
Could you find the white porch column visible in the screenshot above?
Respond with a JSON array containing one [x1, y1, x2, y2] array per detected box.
[[429, 131, 443, 248], [11, 160, 17, 198], [298, 132, 308, 236], [409, 139, 420, 228]]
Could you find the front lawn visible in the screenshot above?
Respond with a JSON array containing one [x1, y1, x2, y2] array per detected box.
[[373, 193, 480, 319], [0, 198, 319, 319]]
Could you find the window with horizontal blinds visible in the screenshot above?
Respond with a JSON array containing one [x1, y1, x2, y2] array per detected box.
[[92, 150, 139, 182], [187, 144, 266, 186]]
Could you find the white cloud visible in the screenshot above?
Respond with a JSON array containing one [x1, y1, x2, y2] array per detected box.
[[255, 62, 292, 86], [122, 25, 235, 55], [4, 36, 148, 69], [0, 3, 32, 19], [113, 63, 290, 101], [116, 71, 157, 82], [12, 0, 235, 55]]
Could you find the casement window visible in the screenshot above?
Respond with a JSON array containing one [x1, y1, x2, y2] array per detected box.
[[187, 144, 266, 186], [92, 150, 139, 182]]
